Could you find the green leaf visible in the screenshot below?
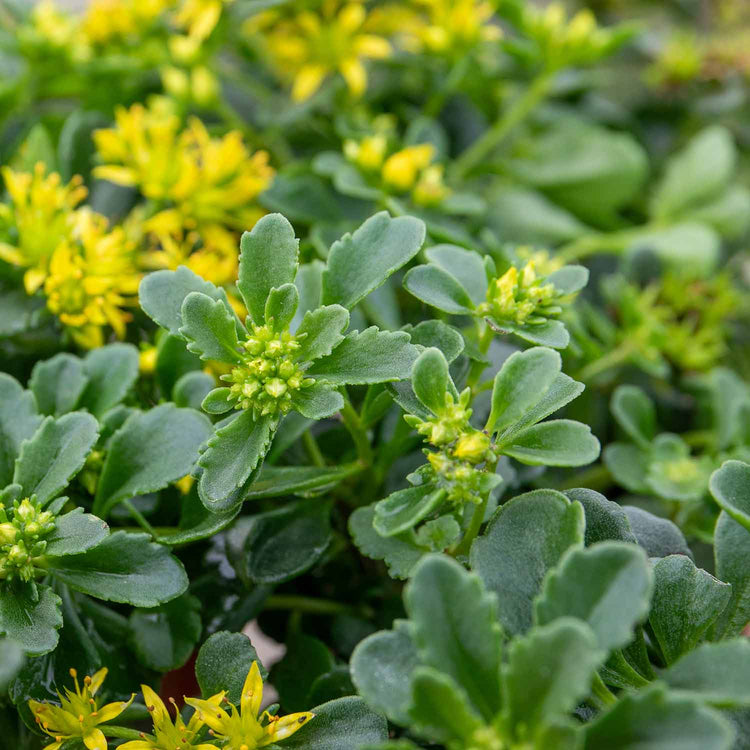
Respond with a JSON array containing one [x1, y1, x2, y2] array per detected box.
[[79, 344, 139, 418], [499, 420, 600, 467], [14, 413, 99, 506], [414, 515, 461, 551], [46, 531, 188, 607], [281, 696, 388, 750], [292, 259, 324, 330], [272, 631, 334, 711], [486, 347, 561, 434], [238, 213, 299, 325], [374, 486, 445, 537], [172, 371, 216, 411], [242, 500, 332, 583], [0, 374, 42, 487], [307, 327, 419, 385], [323, 212, 425, 310], [197, 411, 275, 511], [295, 304, 350, 363], [583, 685, 734, 750], [0, 584, 62, 656], [45, 509, 109, 557], [710, 460, 750, 532], [563, 488, 637, 546], [411, 348, 450, 415], [425, 245, 489, 306], [649, 555, 731, 665], [291, 383, 344, 419], [406, 554, 503, 721], [29, 354, 88, 417], [603, 443, 651, 495], [652, 126, 736, 220], [499, 318, 570, 349], [408, 667, 483, 744], [610, 385, 657, 449], [470, 489, 585, 635], [713, 511, 750, 639], [243, 464, 360, 500], [139, 266, 235, 338], [405, 320, 465, 363], [157, 486, 240, 547], [156, 333, 202, 397], [691, 184, 750, 239], [93, 404, 212, 518], [180, 292, 241, 364], [196, 631, 267, 704], [622, 506, 692, 559], [403, 264, 475, 314], [546, 265, 589, 295], [0, 638, 24, 691], [351, 627, 419, 726], [349, 505, 424, 580], [534, 542, 653, 652], [129, 593, 202, 672], [502, 619, 604, 742], [661, 640, 750, 707], [265, 283, 299, 331]]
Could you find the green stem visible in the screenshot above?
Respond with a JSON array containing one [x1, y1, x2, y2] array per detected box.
[[452, 71, 554, 181], [122, 500, 158, 540], [467, 321, 494, 391], [104, 726, 151, 741], [265, 594, 371, 617], [302, 429, 326, 467], [452, 492, 490, 558], [589, 673, 618, 710], [340, 395, 374, 467]]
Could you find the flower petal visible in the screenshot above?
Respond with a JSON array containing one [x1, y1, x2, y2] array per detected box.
[[264, 712, 315, 744], [241, 661, 264, 719], [141, 684, 169, 726], [95, 694, 134, 723], [83, 727, 108, 750], [184, 696, 231, 734], [291, 64, 328, 101], [89, 668, 108, 697], [339, 57, 367, 98]]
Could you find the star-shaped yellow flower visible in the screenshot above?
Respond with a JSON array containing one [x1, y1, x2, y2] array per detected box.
[[185, 661, 314, 749], [29, 667, 134, 750]]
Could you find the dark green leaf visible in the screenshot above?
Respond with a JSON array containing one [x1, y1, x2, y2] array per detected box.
[[499, 420, 600, 467], [0, 585, 62, 656], [172, 371, 216, 411], [45, 509, 109, 557], [622, 506, 692, 559], [291, 382, 344, 419], [29, 354, 87, 417], [79, 344, 139, 418], [196, 631, 267, 704], [563, 488, 637, 546], [710, 460, 750, 533], [0, 374, 42, 487], [243, 464, 360, 500], [713, 511, 750, 639], [403, 264, 475, 314], [294, 304, 349, 363], [180, 292, 241, 363], [374, 486, 445, 537], [272, 632, 334, 711]]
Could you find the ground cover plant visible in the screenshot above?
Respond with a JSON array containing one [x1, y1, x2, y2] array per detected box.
[[1, 0, 750, 747]]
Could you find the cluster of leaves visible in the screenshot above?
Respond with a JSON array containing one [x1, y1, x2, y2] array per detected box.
[[1, 0, 750, 749]]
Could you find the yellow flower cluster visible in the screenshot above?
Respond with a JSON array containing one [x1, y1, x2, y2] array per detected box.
[[82, 0, 173, 45], [246, 1, 391, 101], [0, 497, 55, 583]]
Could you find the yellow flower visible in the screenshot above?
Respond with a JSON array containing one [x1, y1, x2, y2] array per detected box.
[[0, 163, 87, 293], [382, 144, 435, 191], [186, 661, 314, 749], [31, 0, 82, 51], [174, 0, 233, 41], [247, 1, 392, 101], [405, 0, 500, 54], [82, 0, 173, 44], [44, 210, 141, 349], [29, 667, 134, 750], [119, 684, 221, 750]]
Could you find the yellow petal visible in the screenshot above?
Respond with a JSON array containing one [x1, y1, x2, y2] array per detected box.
[[140, 684, 168, 725], [184, 696, 231, 734], [24, 267, 47, 294], [83, 727, 107, 750], [42, 742, 64, 750], [263, 712, 315, 744], [95, 694, 134, 723], [0, 242, 25, 266], [339, 57, 367, 98], [117, 743, 154, 750], [354, 34, 391, 59], [337, 2, 365, 32], [241, 661, 264, 718], [291, 64, 328, 101], [89, 668, 108, 697], [92, 165, 138, 186]]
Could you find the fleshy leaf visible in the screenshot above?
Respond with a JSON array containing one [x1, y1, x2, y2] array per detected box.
[[180, 291, 241, 364], [295, 304, 350, 363], [403, 264, 475, 314]]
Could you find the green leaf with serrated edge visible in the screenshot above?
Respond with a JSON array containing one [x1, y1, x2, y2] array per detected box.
[[546, 265, 589, 294], [202, 387, 235, 414], [649, 555, 731, 665], [415, 515, 461, 551], [661, 640, 750, 707], [351, 627, 419, 726], [583, 685, 734, 750], [157, 485, 240, 547], [713, 511, 750, 638], [307, 327, 419, 385], [406, 555, 503, 721], [486, 347, 561, 433], [45, 508, 109, 557], [295, 305, 350, 364], [197, 411, 275, 511], [93, 404, 212, 518], [623, 506, 692, 559], [499, 420, 600, 467], [291, 259, 324, 331], [425, 245, 489, 306], [291, 382, 344, 419], [13, 413, 98, 506], [534, 542, 653, 652], [408, 666, 483, 744], [179, 292, 241, 364], [610, 385, 656, 449], [139, 266, 237, 338], [349, 505, 425, 580], [710, 460, 750, 532], [411, 348, 450, 415], [281, 696, 388, 750], [0, 639, 24, 691], [0, 585, 62, 656], [563, 488, 637, 546], [403, 264, 475, 314], [470, 489, 585, 635], [47, 531, 187, 607], [29, 354, 87, 417], [172, 371, 215, 411], [502, 619, 604, 743], [79, 343, 139, 418], [374, 486, 445, 537], [0, 374, 42, 487], [405, 320, 464, 362], [323, 212, 425, 310], [243, 464, 360, 500], [129, 593, 201, 672], [243, 500, 332, 584], [238, 213, 299, 325], [196, 631, 267, 704], [265, 283, 299, 332]]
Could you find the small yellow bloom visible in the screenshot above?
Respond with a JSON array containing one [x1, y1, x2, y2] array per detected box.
[[82, 0, 172, 45], [29, 668, 133, 750], [0, 163, 86, 293], [174, 0, 233, 41], [186, 661, 314, 748], [382, 144, 435, 191], [344, 134, 388, 171], [453, 431, 491, 463], [31, 0, 83, 51], [247, 1, 391, 101]]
